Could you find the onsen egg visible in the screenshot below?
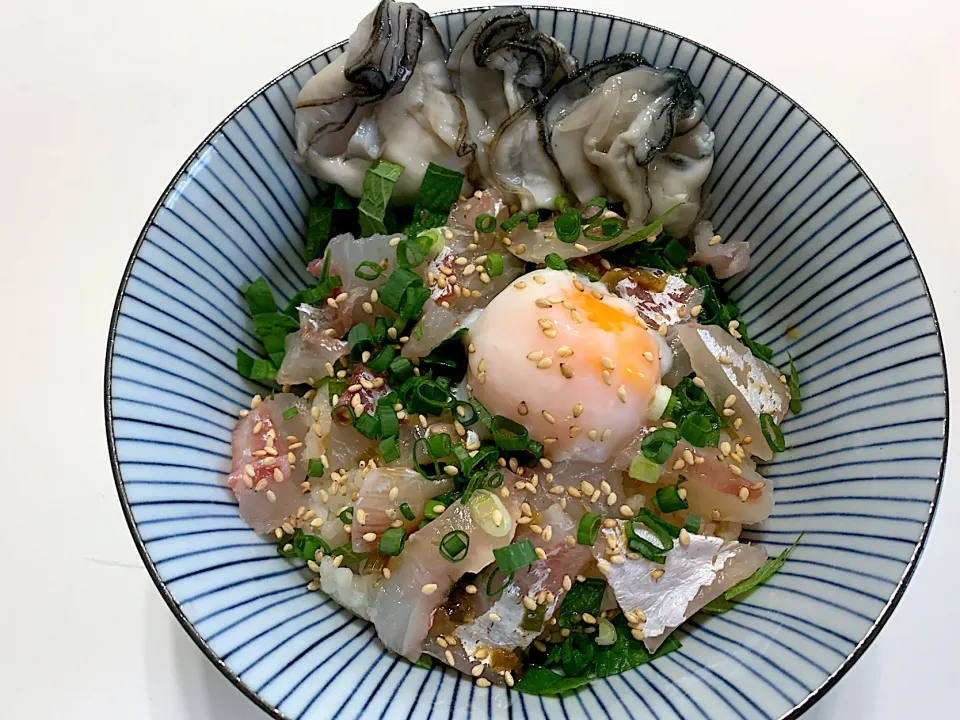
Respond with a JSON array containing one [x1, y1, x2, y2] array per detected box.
[[467, 268, 664, 463]]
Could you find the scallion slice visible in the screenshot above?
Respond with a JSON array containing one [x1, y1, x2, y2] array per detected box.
[[347, 323, 374, 358], [641, 427, 681, 465], [377, 406, 400, 439], [379, 436, 400, 463], [628, 534, 667, 564], [414, 439, 442, 481], [577, 513, 601, 546], [426, 432, 453, 460], [598, 217, 625, 239], [580, 197, 607, 226], [655, 485, 689, 514], [635, 508, 681, 540], [491, 415, 530, 452], [379, 527, 406, 556], [424, 495, 449, 520], [787, 353, 802, 413], [486, 568, 514, 596], [527, 213, 539, 230], [485, 252, 504, 277], [683, 514, 702, 534], [760, 413, 786, 453], [355, 261, 384, 281], [379, 268, 422, 313], [388, 356, 414, 383], [339, 506, 354, 524], [453, 400, 478, 427], [397, 237, 426, 270], [475, 214, 497, 233], [282, 406, 299, 420], [679, 411, 713, 448], [554, 210, 581, 243], [544, 253, 567, 271], [332, 404, 355, 425], [439, 530, 470, 562], [500, 211, 526, 232], [554, 195, 571, 212], [366, 345, 396, 374], [628, 454, 662, 483], [399, 502, 416, 522], [408, 380, 454, 415], [493, 539, 538, 573], [307, 459, 325, 477], [353, 412, 381, 439]]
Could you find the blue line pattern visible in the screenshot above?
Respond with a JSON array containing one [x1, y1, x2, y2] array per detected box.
[[106, 8, 946, 720]]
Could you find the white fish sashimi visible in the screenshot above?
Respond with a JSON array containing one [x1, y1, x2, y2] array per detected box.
[[351, 467, 454, 552], [594, 522, 766, 650], [691, 220, 750, 280], [371, 489, 521, 661], [276, 305, 348, 386], [677, 323, 790, 461], [401, 190, 525, 357], [226, 394, 311, 534]]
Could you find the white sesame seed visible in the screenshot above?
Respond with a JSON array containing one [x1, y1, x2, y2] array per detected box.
[[266, 490, 277, 503], [422, 583, 439, 595], [542, 410, 556, 424]]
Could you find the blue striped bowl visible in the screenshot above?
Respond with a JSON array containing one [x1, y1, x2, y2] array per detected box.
[[105, 6, 948, 719]]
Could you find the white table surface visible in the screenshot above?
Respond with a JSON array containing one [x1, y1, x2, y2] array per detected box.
[[0, 0, 956, 717]]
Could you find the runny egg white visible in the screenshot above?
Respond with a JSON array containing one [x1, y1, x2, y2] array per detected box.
[[467, 268, 668, 463]]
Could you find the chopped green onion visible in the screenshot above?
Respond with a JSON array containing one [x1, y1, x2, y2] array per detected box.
[[358, 159, 405, 237], [453, 400, 477, 427], [399, 284, 431, 321], [544, 253, 567, 271], [424, 496, 449, 520], [414, 439, 442, 480], [339, 507, 354, 524], [527, 213, 539, 230], [396, 237, 426, 269], [635, 508, 681, 539], [367, 345, 396, 374], [439, 530, 470, 562], [379, 436, 400, 463], [787, 353, 802, 414], [407, 380, 454, 416], [326, 378, 347, 401], [577, 513, 601, 546], [554, 195, 571, 212], [641, 427, 681, 465], [662, 237, 689, 267], [597, 217, 625, 239], [628, 454, 662, 483], [378, 527, 406, 556], [347, 323, 374, 358], [485, 252, 504, 277], [332, 404, 355, 425], [293, 530, 330, 561], [655, 485, 689, 514], [354, 261, 383, 281], [282, 406, 299, 420], [679, 411, 714, 448], [388, 356, 414, 383], [399, 502, 416, 522], [475, 214, 497, 233], [648, 384, 672, 421], [379, 268, 422, 313], [353, 412, 381, 439], [491, 415, 530, 452], [486, 568, 514, 596], [628, 534, 667, 564], [377, 406, 400, 439], [414, 654, 433, 670], [307, 459, 325, 477], [493, 539, 538, 573], [426, 433, 453, 460], [760, 413, 786, 453], [554, 210, 581, 243], [500, 211, 526, 232], [469, 398, 493, 431], [683, 514, 702, 534], [580, 197, 608, 226], [596, 617, 617, 646]]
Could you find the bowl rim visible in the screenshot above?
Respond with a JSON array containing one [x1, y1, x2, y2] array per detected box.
[[103, 5, 950, 719]]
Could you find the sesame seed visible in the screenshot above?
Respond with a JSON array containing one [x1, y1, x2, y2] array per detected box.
[[535, 547, 547, 560], [488, 612, 501, 622], [734, 417, 744, 430], [720, 441, 731, 456], [738, 486, 750, 501], [273, 468, 284, 483], [526, 350, 544, 361], [610, 555, 626, 565], [310, 517, 324, 529], [682, 449, 695, 465], [601, 428, 612, 442], [651, 569, 664, 581], [658, 323, 668, 337], [620, 505, 635, 518], [724, 394, 737, 408], [537, 357, 553, 369], [422, 583, 439, 595], [570, 309, 583, 323], [568, 486, 582, 499], [574, 243, 589, 252], [677, 487, 688, 501], [718, 353, 732, 364], [692, 376, 706, 389], [542, 410, 556, 424], [722, 408, 736, 417], [600, 356, 615, 370], [514, 281, 527, 289], [266, 490, 277, 503], [709, 234, 723, 246], [476, 678, 491, 688], [601, 370, 612, 385], [672, 458, 686, 470], [662, 421, 677, 429], [444, 650, 455, 666], [607, 492, 618, 505], [643, 351, 654, 362], [617, 385, 627, 403], [731, 465, 744, 476], [572, 403, 584, 418]]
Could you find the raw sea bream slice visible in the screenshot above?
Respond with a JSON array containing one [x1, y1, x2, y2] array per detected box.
[[595, 521, 766, 651], [226, 394, 311, 534]]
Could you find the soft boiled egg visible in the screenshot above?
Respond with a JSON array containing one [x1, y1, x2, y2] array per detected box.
[[467, 268, 667, 463]]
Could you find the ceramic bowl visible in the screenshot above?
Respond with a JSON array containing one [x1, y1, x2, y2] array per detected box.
[[105, 6, 949, 719]]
